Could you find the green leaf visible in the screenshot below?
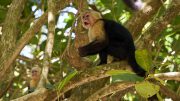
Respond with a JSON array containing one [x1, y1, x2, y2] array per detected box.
[[30, 36, 39, 44], [57, 70, 78, 91], [172, 15, 180, 25], [106, 70, 144, 82], [157, 92, 163, 101], [100, 0, 112, 8], [0, 9, 7, 22], [111, 74, 144, 83], [0, 0, 12, 6], [135, 81, 160, 98], [135, 49, 153, 72]]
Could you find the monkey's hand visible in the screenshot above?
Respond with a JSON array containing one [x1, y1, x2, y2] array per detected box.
[[78, 40, 107, 57], [78, 46, 87, 57], [28, 87, 35, 93]]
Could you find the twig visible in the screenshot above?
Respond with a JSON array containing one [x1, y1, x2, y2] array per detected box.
[[60, 13, 80, 60], [154, 72, 180, 81]]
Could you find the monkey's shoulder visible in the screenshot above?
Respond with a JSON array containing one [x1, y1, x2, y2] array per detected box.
[[99, 19, 132, 39], [89, 20, 106, 41], [100, 19, 126, 30], [92, 20, 104, 28]]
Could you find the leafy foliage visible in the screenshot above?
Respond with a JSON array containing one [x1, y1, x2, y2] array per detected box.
[[135, 49, 153, 72], [107, 70, 144, 82], [135, 81, 160, 98], [57, 70, 78, 91]]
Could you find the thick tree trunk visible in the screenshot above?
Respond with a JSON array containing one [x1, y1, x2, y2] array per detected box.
[[0, 0, 27, 97]]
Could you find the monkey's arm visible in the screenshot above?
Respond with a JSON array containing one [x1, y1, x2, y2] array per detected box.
[[78, 40, 107, 56], [28, 80, 36, 93], [78, 20, 108, 57]]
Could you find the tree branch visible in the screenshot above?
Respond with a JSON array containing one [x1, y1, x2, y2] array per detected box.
[[85, 82, 135, 101], [138, 2, 180, 50], [18, 55, 33, 62], [159, 84, 180, 101], [0, 0, 27, 97], [51, 67, 180, 100], [48, 62, 131, 100], [125, 0, 162, 39], [12, 61, 180, 101], [37, 0, 56, 88], [85, 72, 180, 101], [84, 76, 180, 101], [64, 0, 92, 70], [153, 80, 180, 101], [0, 0, 72, 83], [154, 72, 180, 81], [11, 88, 48, 101]]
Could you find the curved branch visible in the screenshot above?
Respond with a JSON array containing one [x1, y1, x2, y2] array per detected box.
[[85, 82, 135, 101], [85, 72, 180, 101], [47, 62, 131, 100], [146, 77, 180, 101], [157, 81, 180, 101], [11, 88, 48, 101], [47, 63, 180, 100]]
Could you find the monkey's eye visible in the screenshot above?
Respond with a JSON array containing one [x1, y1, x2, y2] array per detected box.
[[83, 14, 89, 19], [86, 15, 89, 18], [32, 70, 37, 73]]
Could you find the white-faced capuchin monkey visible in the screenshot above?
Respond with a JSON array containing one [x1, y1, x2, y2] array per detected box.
[[28, 66, 41, 93], [78, 10, 146, 77]]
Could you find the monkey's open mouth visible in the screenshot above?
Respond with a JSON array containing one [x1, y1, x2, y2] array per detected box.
[[84, 22, 89, 26]]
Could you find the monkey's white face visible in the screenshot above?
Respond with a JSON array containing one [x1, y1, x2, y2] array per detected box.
[[32, 70, 38, 77], [82, 12, 95, 29], [31, 69, 41, 80]]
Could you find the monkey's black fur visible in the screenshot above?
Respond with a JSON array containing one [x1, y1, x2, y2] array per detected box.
[[78, 19, 146, 76]]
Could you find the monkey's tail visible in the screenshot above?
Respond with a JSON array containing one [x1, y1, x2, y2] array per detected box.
[[127, 53, 146, 77]]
